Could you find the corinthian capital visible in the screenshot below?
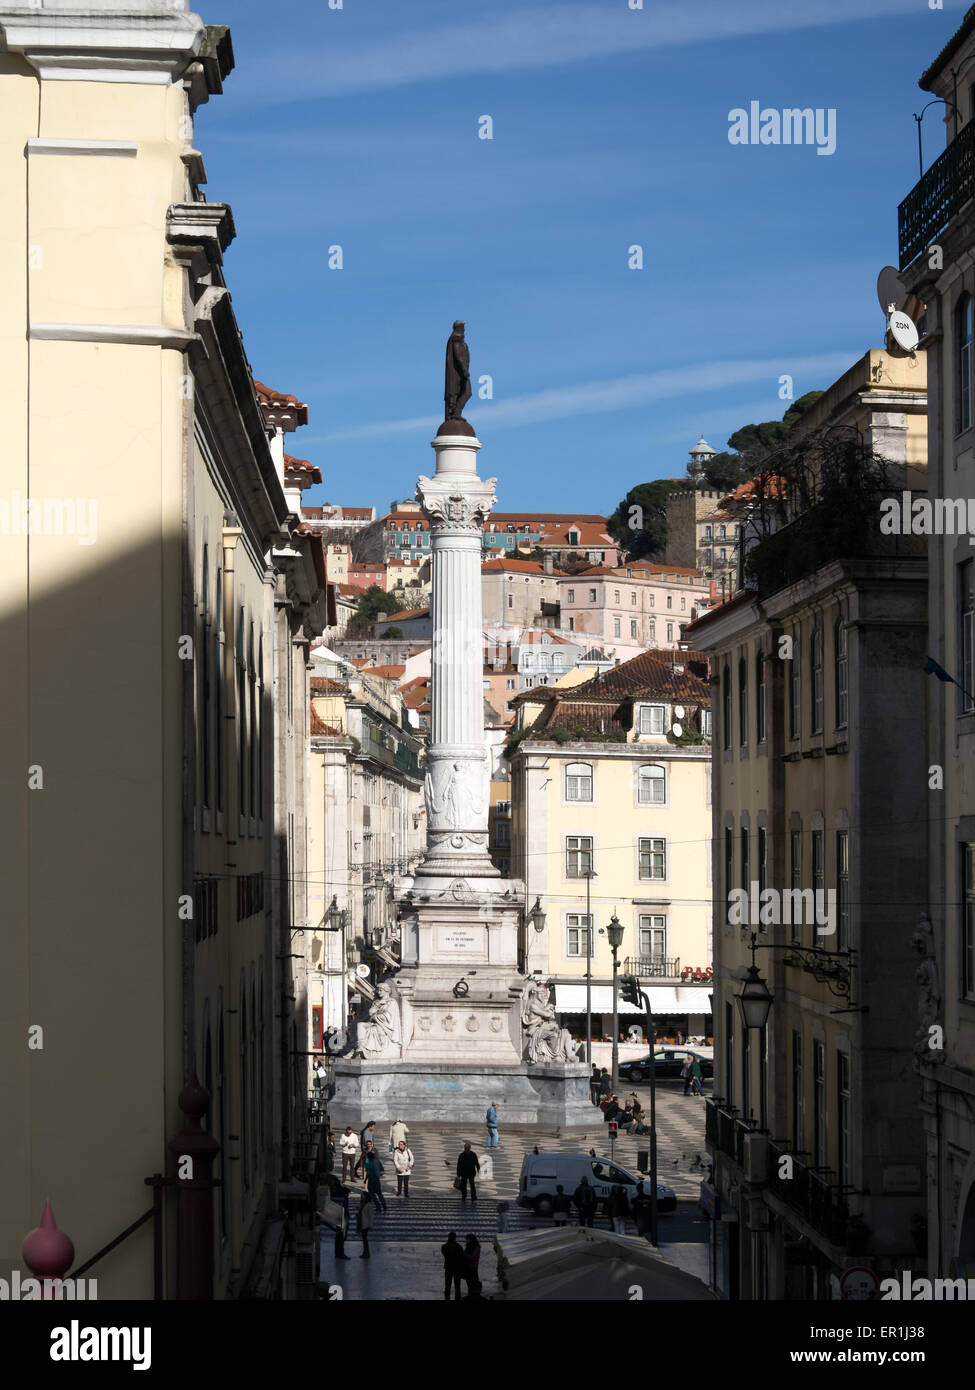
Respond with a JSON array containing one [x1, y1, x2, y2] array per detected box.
[[416, 475, 498, 531]]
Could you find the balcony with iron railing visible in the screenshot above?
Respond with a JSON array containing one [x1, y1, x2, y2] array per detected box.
[[766, 1139, 851, 1247], [899, 116, 975, 269], [624, 955, 682, 979], [705, 1100, 754, 1166]]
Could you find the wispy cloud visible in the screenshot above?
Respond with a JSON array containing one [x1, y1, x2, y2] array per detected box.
[[239, 0, 951, 103], [311, 352, 859, 443]]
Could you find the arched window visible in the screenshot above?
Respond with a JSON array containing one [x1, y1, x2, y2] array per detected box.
[[810, 625, 824, 734], [722, 665, 731, 750], [738, 657, 748, 746], [565, 762, 592, 801], [756, 652, 767, 743], [958, 293, 973, 434], [834, 618, 848, 728], [638, 763, 666, 804]]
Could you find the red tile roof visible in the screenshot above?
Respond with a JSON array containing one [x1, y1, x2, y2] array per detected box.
[[481, 557, 547, 574], [284, 453, 323, 485], [615, 562, 703, 577], [358, 664, 406, 679], [381, 607, 429, 622], [559, 648, 711, 702], [253, 379, 309, 426], [310, 676, 349, 696], [309, 705, 345, 737]]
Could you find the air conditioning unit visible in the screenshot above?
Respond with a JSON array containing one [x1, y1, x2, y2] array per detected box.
[[742, 1132, 768, 1184]]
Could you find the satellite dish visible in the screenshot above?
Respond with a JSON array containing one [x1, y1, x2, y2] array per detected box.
[[877, 265, 907, 314], [674, 705, 685, 720], [672, 722, 683, 738], [888, 309, 919, 353], [355, 964, 371, 979]]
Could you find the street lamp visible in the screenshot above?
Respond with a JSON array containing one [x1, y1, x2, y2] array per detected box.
[[584, 868, 597, 1065], [621, 971, 657, 1246], [736, 964, 773, 1031], [525, 896, 546, 975], [606, 912, 624, 1091]]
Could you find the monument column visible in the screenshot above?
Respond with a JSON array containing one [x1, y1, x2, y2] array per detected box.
[[414, 424, 499, 881]]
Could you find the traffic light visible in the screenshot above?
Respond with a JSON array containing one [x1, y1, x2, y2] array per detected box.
[[608, 1121, 618, 1135], [620, 973, 642, 1007]]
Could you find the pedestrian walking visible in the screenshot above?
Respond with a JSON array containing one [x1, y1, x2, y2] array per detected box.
[[485, 1100, 500, 1149], [360, 1119, 378, 1154], [573, 1176, 597, 1228], [313, 1056, 327, 1093], [364, 1149, 387, 1212], [354, 1140, 374, 1184], [463, 1233, 482, 1295], [496, 1200, 511, 1234], [389, 1117, 410, 1151], [456, 1141, 480, 1201], [688, 1056, 704, 1097], [552, 1184, 572, 1228], [609, 1184, 630, 1234], [338, 1126, 360, 1182], [358, 1192, 374, 1259], [589, 1064, 601, 1106], [598, 1068, 611, 1099], [393, 1139, 414, 1197], [681, 1055, 693, 1096], [319, 1171, 351, 1261], [441, 1231, 466, 1300], [631, 1181, 653, 1238], [324, 1129, 336, 1172]]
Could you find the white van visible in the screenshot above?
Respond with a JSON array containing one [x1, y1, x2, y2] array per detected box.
[[517, 1152, 676, 1216]]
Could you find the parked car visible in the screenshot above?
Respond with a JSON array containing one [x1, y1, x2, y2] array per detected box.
[[517, 1151, 677, 1217], [619, 1047, 714, 1084]]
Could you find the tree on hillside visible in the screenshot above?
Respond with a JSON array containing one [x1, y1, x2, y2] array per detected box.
[[346, 584, 403, 636], [702, 391, 825, 490], [607, 479, 694, 560]]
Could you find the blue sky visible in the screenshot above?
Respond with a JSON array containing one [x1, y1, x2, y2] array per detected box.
[[196, 0, 966, 514]]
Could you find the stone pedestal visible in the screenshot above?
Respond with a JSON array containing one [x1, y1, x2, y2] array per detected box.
[[330, 1060, 594, 1127]]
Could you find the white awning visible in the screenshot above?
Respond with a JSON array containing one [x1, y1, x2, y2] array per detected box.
[[553, 985, 642, 1015], [554, 984, 710, 1015]]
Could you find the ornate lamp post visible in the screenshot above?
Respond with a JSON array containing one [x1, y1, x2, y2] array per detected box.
[[607, 913, 624, 1090]]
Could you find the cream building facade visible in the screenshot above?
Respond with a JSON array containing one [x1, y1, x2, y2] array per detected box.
[[509, 651, 714, 1040], [0, 1, 326, 1300]]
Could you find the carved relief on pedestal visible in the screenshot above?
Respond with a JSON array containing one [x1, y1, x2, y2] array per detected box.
[[521, 978, 574, 1063], [417, 1016, 432, 1033], [424, 757, 485, 832], [466, 1015, 480, 1033], [443, 1015, 456, 1033]]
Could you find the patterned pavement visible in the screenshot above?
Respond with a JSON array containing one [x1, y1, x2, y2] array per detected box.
[[330, 1079, 712, 1244]]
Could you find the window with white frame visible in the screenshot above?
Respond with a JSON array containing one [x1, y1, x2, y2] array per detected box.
[[638, 837, 666, 879], [567, 588, 575, 603], [639, 914, 666, 959], [666, 594, 673, 609], [552, 650, 564, 667], [566, 836, 593, 877], [565, 762, 593, 802], [614, 589, 621, 604], [631, 591, 637, 606], [630, 619, 638, 639], [811, 626, 824, 734], [588, 588, 597, 602], [566, 913, 593, 957], [666, 622, 674, 642], [701, 707, 712, 739], [638, 763, 666, 804], [638, 704, 666, 734], [614, 617, 621, 638], [834, 618, 848, 727]]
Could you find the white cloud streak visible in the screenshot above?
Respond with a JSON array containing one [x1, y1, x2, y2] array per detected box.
[[314, 351, 860, 443], [241, 0, 956, 103]]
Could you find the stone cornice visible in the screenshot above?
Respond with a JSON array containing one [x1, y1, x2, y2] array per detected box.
[[0, 6, 208, 84]]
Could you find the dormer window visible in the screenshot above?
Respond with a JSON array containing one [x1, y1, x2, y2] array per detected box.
[[637, 704, 666, 735], [568, 530, 580, 546]]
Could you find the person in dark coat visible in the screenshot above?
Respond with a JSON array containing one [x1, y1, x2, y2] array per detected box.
[[320, 1171, 351, 1260], [631, 1181, 654, 1237], [573, 1176, 598, 1228], [357, 1192, 374, 1259], [589, 1064, 602, 1106], [441, 1230, 466, 1300], [598, 1068, 612, 1099], [456, 1142, 481, 1201], [463, 1233, 482, 1294], [609, 1184, 631, 1234]]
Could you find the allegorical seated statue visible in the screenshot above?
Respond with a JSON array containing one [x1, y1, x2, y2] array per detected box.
[[521, 978, 574, 1064], [352, 982, 402, 1060]]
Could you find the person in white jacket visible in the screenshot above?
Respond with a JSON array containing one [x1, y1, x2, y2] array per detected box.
[[389, 1118, 410, 1150], [338, 1126, 360, 1182], [393, 1140, 415, 1198]]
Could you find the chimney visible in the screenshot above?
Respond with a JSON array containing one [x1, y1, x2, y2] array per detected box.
[[543, 552, 553, 575]]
